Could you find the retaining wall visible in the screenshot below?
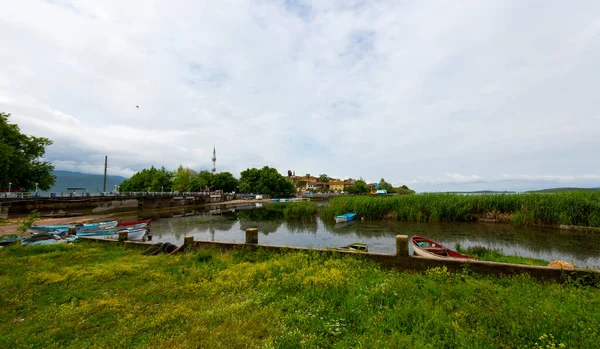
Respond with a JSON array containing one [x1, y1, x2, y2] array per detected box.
[[0, 194, 236, 219]]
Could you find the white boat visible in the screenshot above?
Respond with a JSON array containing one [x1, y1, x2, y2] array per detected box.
[[102, 228, 148, 241]]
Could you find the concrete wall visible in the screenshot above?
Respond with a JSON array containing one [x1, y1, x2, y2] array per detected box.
[[81, 232, 600, 284], [0, 194, 236, 219]]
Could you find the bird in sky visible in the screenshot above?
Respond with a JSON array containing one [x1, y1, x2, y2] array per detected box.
[[136, 105, 139, 108]]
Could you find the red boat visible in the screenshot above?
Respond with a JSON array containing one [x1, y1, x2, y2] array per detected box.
[[411, 235, 478, 261], [117, 219, 152, 227]]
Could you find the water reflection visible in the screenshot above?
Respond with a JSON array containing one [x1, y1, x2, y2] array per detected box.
[[144, 208, 600, 269]]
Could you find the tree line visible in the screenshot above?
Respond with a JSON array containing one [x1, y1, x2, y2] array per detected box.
[[119, 165, 295, 197]]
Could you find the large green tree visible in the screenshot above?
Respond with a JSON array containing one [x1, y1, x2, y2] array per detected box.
[[378, 178, 395, 193], [0, 112, 55, 191], [239, 166, 295, 197], [190, 170, 214, 191], [119, 166, 173, 192], [346, 178, 369, 195], [172, 165, 195, 192], [318, 174, 330, 183], [211, 172, 239, 192]]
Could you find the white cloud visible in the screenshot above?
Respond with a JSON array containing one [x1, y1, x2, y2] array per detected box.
[[1, 0, 600, 192]]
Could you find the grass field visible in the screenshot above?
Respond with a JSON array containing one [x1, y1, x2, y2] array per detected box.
[[1, 242, 599, 348], [321, 191, 600, 227]]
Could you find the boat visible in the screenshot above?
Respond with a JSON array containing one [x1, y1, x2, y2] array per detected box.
[[335, 213, 356, 224], [334, 243, 368, 252], [81, 227, 148, 241], [20, 232, 79, 246], [411, 235, 478, 260], [31, 220, 118, 233], [117, 219, 152, 227]]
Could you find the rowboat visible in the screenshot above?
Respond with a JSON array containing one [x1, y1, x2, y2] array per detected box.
[[78, 228, 148, 241], [31, 220, 118, 233], [117, 219, 152, 227], [334, 243, 368, 252], [411, 235, 477, 260], [335, 213, 356, 224], [20, 232, 78, 246]]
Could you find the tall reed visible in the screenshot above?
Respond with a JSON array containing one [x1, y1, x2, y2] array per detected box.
[[321, 191, 600, 227]]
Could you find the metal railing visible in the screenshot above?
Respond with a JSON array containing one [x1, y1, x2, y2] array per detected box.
[[0, 191, 224, 200]]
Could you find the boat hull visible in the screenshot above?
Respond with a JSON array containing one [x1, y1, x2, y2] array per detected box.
[[335, 213, 356, 224], [411, 235, 477, 261]]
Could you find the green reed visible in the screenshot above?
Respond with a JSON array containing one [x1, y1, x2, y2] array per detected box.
[[321, 191, 600, 227]]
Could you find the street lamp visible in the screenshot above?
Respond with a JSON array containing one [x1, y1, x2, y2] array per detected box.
[[161, 186, 164, 194], [35, 182, 39, 193], [8, 182, 11, 196]]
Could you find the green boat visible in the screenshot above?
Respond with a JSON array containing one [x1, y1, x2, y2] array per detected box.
[[334, 243, 368, 252]]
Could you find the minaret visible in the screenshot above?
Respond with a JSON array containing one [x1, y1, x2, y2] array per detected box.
[[211, 145, 216, 173]]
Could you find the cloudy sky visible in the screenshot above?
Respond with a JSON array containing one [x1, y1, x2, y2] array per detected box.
[[1, 0, 600, 192]]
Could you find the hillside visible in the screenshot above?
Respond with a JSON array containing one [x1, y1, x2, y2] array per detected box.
[[527, 187, 600, 193], [49, 170, 127, 193]]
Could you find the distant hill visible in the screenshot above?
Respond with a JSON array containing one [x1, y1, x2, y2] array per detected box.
[[527, 187, 600, 193], [49, 170, 127, 193], [442, 190, 516, 194]]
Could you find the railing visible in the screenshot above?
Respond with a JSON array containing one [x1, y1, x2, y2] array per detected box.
[[0, 191, 223, 200]]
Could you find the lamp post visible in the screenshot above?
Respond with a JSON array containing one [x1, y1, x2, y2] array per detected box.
[[8, 182, 11, 197], [161, 186, 164, 194], [35, 182, 39, 193]]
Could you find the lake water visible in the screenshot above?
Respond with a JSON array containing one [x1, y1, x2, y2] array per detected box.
[[136, 205, 600, 269]]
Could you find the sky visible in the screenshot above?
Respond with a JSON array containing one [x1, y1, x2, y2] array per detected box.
[[1, 0, 600, 192]]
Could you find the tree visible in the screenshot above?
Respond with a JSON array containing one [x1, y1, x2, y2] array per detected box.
[[347, 179, 369, 195], [318, 174, 329, 183], [172, 165, 194, 192], [150, 167, 173, 192], [119, 166, 173, 192], [305, 174, 311, 178], [0, 112, 55, 191], [211, 172, 238, 192], [239, 166, 295, 197], [378, 178, 394, 192]]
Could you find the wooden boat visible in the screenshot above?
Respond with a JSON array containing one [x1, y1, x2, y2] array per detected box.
[[117, 219, 152, 227], [335, 213, 356, 224], [31, 220, 118, 232], [104, 228, 148, 241], [334, 243, 368, 252], [79, 227, 148, 241], [411, 235, 477, 260]]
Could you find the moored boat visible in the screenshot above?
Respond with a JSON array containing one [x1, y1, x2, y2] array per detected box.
[[117, 219, 152, 227], [31, 220, 118, 233], [334, 242, 368, 252], [335, 213, 356, 224], [411, 235, 477, 260], [81, 227, 148, 241]]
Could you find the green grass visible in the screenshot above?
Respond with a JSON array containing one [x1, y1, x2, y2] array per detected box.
[[456, 244, 550, 266], [321, 191, 600, 227], [1, 242, 599, 348]]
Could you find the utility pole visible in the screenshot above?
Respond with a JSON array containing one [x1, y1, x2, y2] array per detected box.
[[103, 155, 107, 192]]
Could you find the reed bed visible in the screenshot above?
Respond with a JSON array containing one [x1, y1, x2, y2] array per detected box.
[[321, 191, 600, 227], [281, 202, 319, 220]]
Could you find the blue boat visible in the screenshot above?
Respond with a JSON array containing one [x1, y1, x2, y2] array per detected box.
[[335, 213, 356, 224], [30, 220, 118, 233]]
